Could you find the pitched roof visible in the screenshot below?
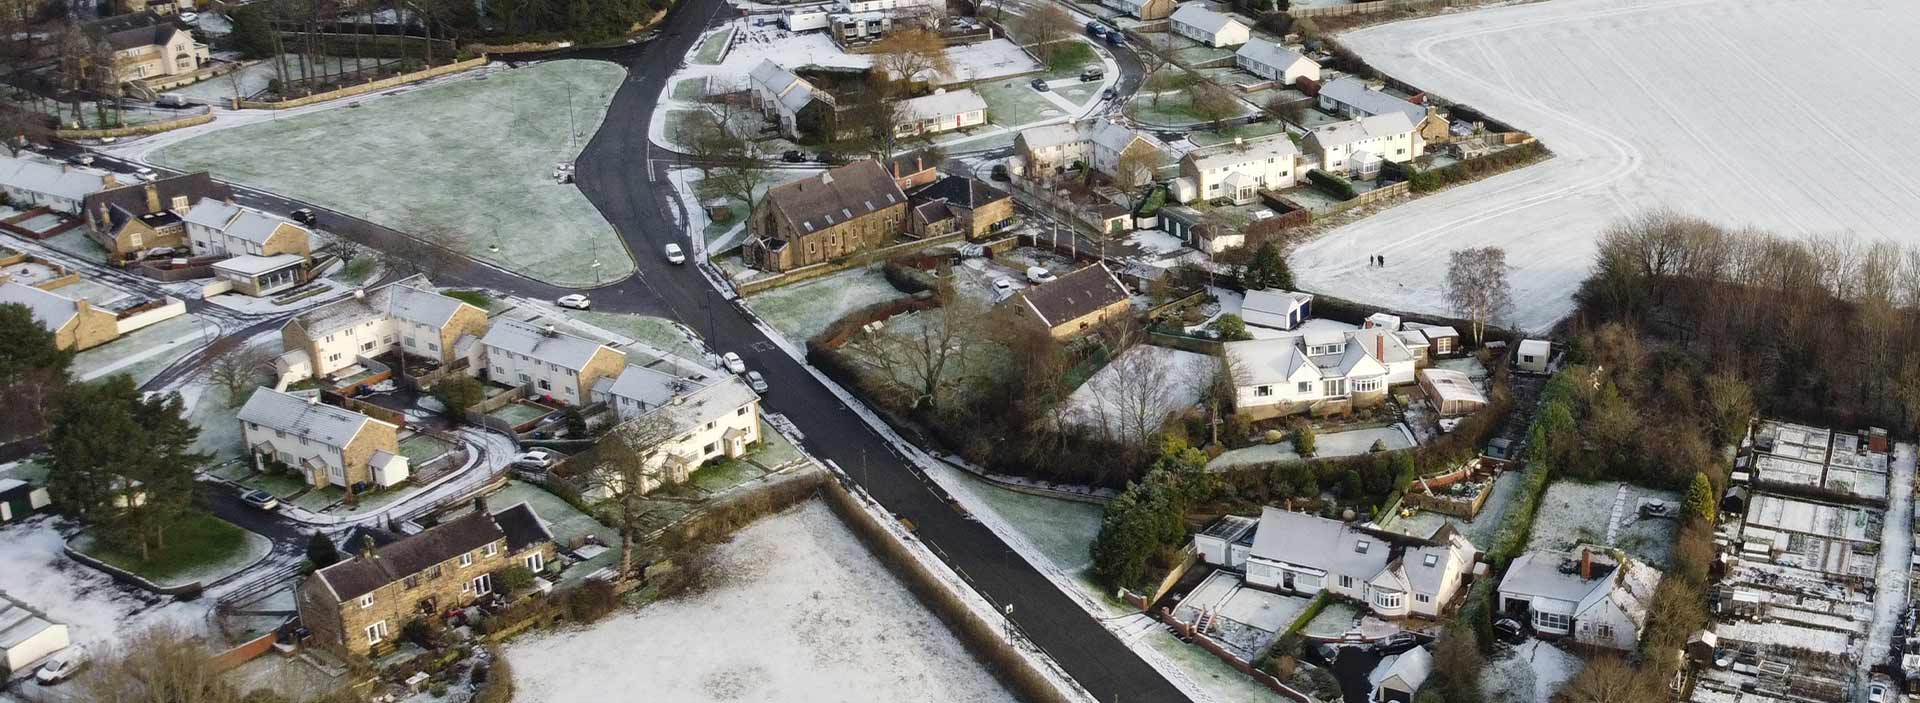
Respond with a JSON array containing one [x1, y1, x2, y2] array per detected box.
[[236, 387, 377, 449], [290, 275, 476, 337], [314, 509, 519, 601], [84, 11, 186, 50], [1018, 122, 1081, 150], [1184, 136, 1300, 172], [1317, 76, 1426, 123], [1369, 646, 1433, 692], [83, 171, 229, 222], [1498, 548, 1654, 617], [0, 153, 114, 202], [1308, 112, 1417, 150], [181, 198, 310, 245], [1239, 288, 1313, 329], [883, 149, 939, 179], [908, 174, 1009, 210], [1169, 5, 1246, 36], [1236, 41, 1313, 72], [1017, 263, 1130, 328], [1089, 120, 1152, 153], [748, 60, 822, 114], [1249, 507, 1391, 579], [0, 280, 81, 332], [900, 88, 986, 121], [761, 160, 907, 236], [492, 502, 555, 554], [482, 318, 619, 371], [598, 364, 760, 436]]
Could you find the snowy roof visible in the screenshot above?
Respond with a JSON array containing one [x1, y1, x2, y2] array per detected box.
[[236, 387, 377, 449], [314, 506, 543, 602], [0, 280, 80, 332], [0, 153, 114, 202], [1236, 41, 1314, 73], [1518, 339, 1550, 357], [1419, 368, 1487, 405], [1017, 122, 1080, 150], [1317, 76, 1427, 123], [182, 198, 309, 245], [1185, 136, 1300, 172], [482, 318, 617, 371], [1396, 330, 1429, 348], [212, 253, 304, 276], [1249, 507, 1390, 579], [292, 275, 476, 337], [1090, 120, 1151, 153], [1018, 119, 1151, 156], [1500, 547, 1659, 627], [601, 367, 759, 436], [1400, 531, 1475, 595], [1309, 112, 1418, 150], [0, 608, 55, 650], [749, 59, 821, 114], [1744, 493, 1875, 543], [1369, 646, 1432, 693], [1405, 322, 1459, 339], [900, 88, 987, 120], [1227, 338, 1319, 386], [1169, 5, 1245, 36], [1240, 288, 1312, 329]]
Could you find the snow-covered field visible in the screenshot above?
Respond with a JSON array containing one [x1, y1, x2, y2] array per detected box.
[[153, 60, 633, 286], [1527, 479, 1680, 568], [506, 501, 1017, 703], [1207, 424, 1415, 470], [1293, 0, 1920, 330], [745, 265, 905, 343], [0, 516, 207, 655], [1483, 640, 1581, 703]]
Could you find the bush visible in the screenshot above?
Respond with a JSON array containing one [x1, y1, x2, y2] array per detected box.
[[475, 645, 513, 703], [1215, 314, 1252, 341], [1406, 142, 1546, 193], [492, 565, 536, 594], [562, 579, 620, 624], [881, 258, 934, 295], [433, 376, 487, 418], [402, 617, 446, 650], [1307, 169, 1356, 200], [1291, 422, 1317, 457]]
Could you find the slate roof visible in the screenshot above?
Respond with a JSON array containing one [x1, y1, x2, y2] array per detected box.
[[482, 318, 617, 371], [1169, 5, 1245, 36], [883, 149, 939, 180], [84, 172, 230, 234], [748, 60, 821, 114], [236, 387, 376, 449], [598, 365, 760, 437], [1318, 76, 1427, 123], [291, 275, 474, 337], [1184, 136, 1300, 172], [1248, 506, 1391, 579], [1017, 122, 1081, 150], [908, 174, 1009, 210], [492, 502, 555, 554], [760, 160, 906, 236], [1236, 41, 1313, 73], [0, 280, 81, 332], [314, 509, 516, 602], [181, 199, 309, 245], [900, 88, 986, 121], [1498, 548, 1645, 615], [84, 11, 186, 51], [0, 153, 114, 202], [1017, 263, 1130, 328]]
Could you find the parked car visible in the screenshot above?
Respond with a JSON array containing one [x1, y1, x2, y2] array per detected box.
[[179, 11, 199, 21], [990, 164, 1009, 181], [1085, 21, 1107, 37], [1080, 67, 1104, 82], [1102, 87, 1117, 101], [1030, 77, 1049, 92], [133, 166, 157, 182], [1371, 632, 1422, 655], [664, 243, 686, 264], [239, 489, 278, 511], [556, 294, 591, 310], [781, 150, 808, 163], [154, 93, 191, 108], [1493, 618, 1526, 644], [992, 278, 1015, 293], [745, 370, 769, 394], [1106, 32, 1127, 47], [68, 153, 93, 166], [290, 207, 317, 225], [722, 352, 746, 374], [511, 448, 559, 469], [1025, 266, 1056, 284], [35, 647, 88, 685]]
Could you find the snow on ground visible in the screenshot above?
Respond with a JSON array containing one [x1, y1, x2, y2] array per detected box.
[[152, 60, 633, 286], [1208, 424, 1416, 470], [169, 55, 397, 104], [0, 516, 208, 655], [1862, 442, 1915, 681], [1526, 479, 1680, 569], [1063, 345, 1217, 442], [1292, 0, 1920, 330], [744, 264, 905, 342], [1483, 640, 1581, 703], [506, 501, 1018, 703], [73, 313, 220, 385]]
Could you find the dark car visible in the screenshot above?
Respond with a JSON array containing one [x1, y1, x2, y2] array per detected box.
[[990, 163, 1009, 181], [1085, 21, 1107, 37], [782, 150, 807, 163], [1493, 618, 1526, 644], [1030, 77, 1049, 92], [1106, 32, 1127, 47], [1371, 632, 1422, 655], [1102, 87, 1117, 101], [290, 208, 317, 226]]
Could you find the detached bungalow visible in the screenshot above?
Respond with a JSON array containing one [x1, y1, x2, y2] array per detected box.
[[1497, 547, 1661, 651], [0, 280, 120, 351], [0, 154, 116, 214], [895, 89, 988, 137], [1201, 507, 1477, 619], [1236, 42, 1320, 85], [237, 387, 409, 490], [1224, 327, 1417, 419], [1008, 263, 1132, 340], [1169, 5, 1250, 48]]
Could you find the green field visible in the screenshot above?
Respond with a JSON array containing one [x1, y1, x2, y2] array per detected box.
[[75, 514, 264, 584]]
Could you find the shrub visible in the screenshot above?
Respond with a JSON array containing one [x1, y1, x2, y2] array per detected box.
[[1307, 169, 1356, 200], [402, 617, 446, 650], [881, 259, 934, 295], [562, 579, 620, 624], [475, 645, 513, 703], [493, 565, 536, 594], [1406, 142, 1546, 193], [306, 531, 340, 568], [1215, 314, 1252, 341], [1291, 422, 1317, 457]]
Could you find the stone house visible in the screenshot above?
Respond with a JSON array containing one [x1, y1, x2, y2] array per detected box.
[[279, 275, 491, 380], [298, 502, 556, 657], [883, 151, 941, 191], [81, 12, 208, 85], [181, 198, 312, 260], [1008, 263, 1132, 340], [906, 175, 1012, 239], [480, 319, 627, 405], [0, 280, 120, 351], [744, 160, 909, 272], [1497, 547, 1661, 651], [81, 172, 230, 264], [237, 387, 409, 490]]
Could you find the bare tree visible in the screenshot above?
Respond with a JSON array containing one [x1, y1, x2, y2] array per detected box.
[[577, 413, 679, 578], [1135, 32, 1174, 107], [1444, 246, 1512, 345], [391, 220, 470, 279], [1554, 655, 1664, 703], [843, 283, 988, 411], [1016, 3, 1075, 66], [1112, 145, 1158, 208], [1188, 82, 1241, 132], [207, 341, 276, 406], [1263, 93, 1307, 126], [674, 108, 745, 179], [1087, 336, 1204, 452], [870, 29, 952, 89]]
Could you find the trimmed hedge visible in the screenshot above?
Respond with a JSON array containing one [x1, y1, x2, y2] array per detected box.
[[1306, 169, 1356, 200], [1407, 142, 1546, 193]]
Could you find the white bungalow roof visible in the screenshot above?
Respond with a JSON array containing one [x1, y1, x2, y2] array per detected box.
[[182, 198, 309, 245], [236, 387, 375, 449], [901, 89, 986, 121], [1248, 507, 1390, 579], [0, 153, 113, 202], [0, 280, 80, 332], [1317, 76, 1426, 123], [1169, 5, 1244, 36], [1236, 41, 1313, 73]]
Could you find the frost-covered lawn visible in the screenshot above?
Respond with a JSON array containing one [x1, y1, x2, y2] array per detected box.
[[745, 264, 905, 343], [153, 60, 632, 286], [74, 313, 219, 385], [568, 310, 707, 362], [1063, 345, 1217, 442], [1483, 640, 1581, 703], [1140, 628, 1289, 703], [0, 515, 207, 652], [1527, 479, 1681, 568], [71, 514, 269, 588], [1187, 120, 1291, 148], [1208, 424, 1415, 470], [692, 26, 734, 64], [1292, 0, 1920, 330], [506, 501, 1018, 703], [976, 78, 1068, 126]]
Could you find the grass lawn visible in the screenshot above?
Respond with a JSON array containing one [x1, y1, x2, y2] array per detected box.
[[73, 313, 218, 385], [153, 60, 633, 287], [975, 78, 1068, 127], [569, 311, 706, 361], [489, 401, 555, 426], [745, 420, 805, 468], [693, 27, 733, 64], [746, 264, 905, 343], [1127, 90, 1253, 126], [238, 470, 311, 499], [1187, 120, 1291, 148], [335, 254, 378, 284], [444, 289, 495, 310], [687, 458, 765, 494], [1055, 82, 1102, 109], [671, 77, 707, 100], [74, 513, 265, 585], [1042, 41, 1100, 78], [398, 433, 456, 465]]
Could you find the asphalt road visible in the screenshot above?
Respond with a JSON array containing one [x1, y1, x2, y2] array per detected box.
[[56, 3, 1190, 699]]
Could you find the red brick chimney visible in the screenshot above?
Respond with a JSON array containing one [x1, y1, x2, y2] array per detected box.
[[1376, 334, 1383, 361], [1580, 548, 1593, 580]]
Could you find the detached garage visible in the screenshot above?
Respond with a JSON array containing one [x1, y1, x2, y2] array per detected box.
[[0, 478, 50, 523], [1419, 368, 1488, 416], [0, 593, 69, 675]]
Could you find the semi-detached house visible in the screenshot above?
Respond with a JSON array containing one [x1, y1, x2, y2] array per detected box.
[[237, 387, 409, 490], [588, 364, 764, 495], [481, 319, 627, 405], [1225, 327, 1416, 419], [1177, 136, 1300, 205], [1197, 508, 1478, 619], [1014, 119, 1158, 181], [298, 502, 555, 657], [1304, 112, 1421, 178], [280, 276, 491, 380]]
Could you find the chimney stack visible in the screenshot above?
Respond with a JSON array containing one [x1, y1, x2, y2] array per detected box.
[[473, 496, 488, 515], [144, 183, 161, 214], [359, 537, 374, 559], [1580, 548, 1593, 580], [1376, 334, 1383, 361]]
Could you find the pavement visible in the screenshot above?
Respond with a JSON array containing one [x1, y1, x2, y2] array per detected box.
[[47, 1, 1191, 699]]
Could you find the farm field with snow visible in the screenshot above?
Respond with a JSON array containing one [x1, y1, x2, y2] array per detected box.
[[505, 501, 1017, 703], [1291, 0, 1920, 330]]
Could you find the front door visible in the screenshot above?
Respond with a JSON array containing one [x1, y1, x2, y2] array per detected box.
[[1282, 571, 1295, 591]]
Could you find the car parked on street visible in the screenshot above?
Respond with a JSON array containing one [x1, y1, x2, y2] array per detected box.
[[1085, 21, 1107, 37], [511, 448, 559, 469], [1370, 632, 1422, 655], [665, 243, 686, 264], [239, 489, 279, 511], [133, 166, 157, 182], [722, 352, 747, 374], [35, 647, 88, 685], [556, 294, 591, 310], [290, 208, 317, 225], [746, 371, 769, 393]]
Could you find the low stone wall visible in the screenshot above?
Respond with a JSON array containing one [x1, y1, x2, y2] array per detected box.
[[55, 110, 214, 140], [137, 61, 245, 94], [1288, 0, 1455, 18], [235, 56, 489, 110], [467, 40, 573, 54], [734, 231, 968, 295], [63, 542, 204, 596]]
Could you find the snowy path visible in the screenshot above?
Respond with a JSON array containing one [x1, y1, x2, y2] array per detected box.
[[1603, 484, 1628, 544], [1292, 0, 1920, 330], [1861, 442, 1915, 690]]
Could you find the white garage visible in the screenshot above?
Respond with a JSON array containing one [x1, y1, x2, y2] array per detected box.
[[0, 593, 69, 675]]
